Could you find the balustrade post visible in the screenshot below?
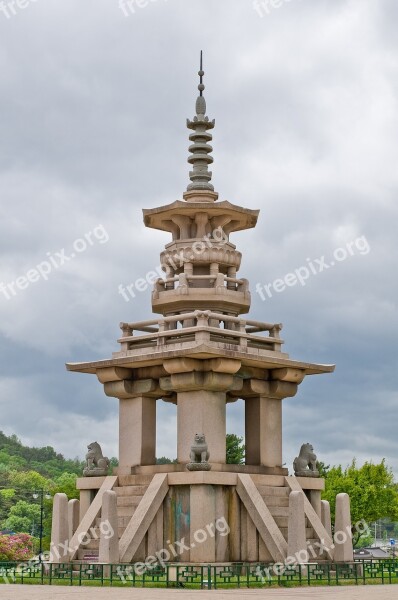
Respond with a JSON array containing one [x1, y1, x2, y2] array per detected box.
[[195, 311, 211, 343]]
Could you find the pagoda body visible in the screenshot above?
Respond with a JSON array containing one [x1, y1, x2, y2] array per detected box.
[[50, 58, 354, 568]]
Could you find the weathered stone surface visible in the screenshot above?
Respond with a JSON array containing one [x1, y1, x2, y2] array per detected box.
[[236, 474, 287, 563], [287, 491, 308, 563], [68, 499, 80, 542], [177, 390, 226, 464], [119, 396, 156, 471], [321, 499, 332, 538], [99, 490, 119, 564], [245, 397, 282, 468], [119, 474, 169, 563], [50, 493, 69, 563], [334, 493, 354, 562], [285, 476, 334, 561], [190, 485, 216, 562]]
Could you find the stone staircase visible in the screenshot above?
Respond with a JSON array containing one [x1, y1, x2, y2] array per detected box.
[[75, 474, 151, 563]]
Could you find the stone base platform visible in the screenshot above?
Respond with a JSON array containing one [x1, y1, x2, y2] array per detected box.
[[114, 463, 289, 476], [72, 471, 327, 565]]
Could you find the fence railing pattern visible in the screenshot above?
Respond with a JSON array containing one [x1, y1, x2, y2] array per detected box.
[[0, 560, 398, 588]]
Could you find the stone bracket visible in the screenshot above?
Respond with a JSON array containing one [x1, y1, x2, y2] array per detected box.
[[160, 371, 243, 393], [271, 368, 305, 384], [104, 378, 158, 399], [97, 367, 133, 384], [163, 357, 241, 375]]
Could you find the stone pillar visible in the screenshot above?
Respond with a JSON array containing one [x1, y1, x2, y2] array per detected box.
[[334, 493, 353, 562], [50, 493, 70, 563], [99, 490, 119, 564], [287, 491, 308, 563], [119, 395, 156, 472], [80, 490, 93, 522], [190, 485, 216, 562], [245, 396, 282, 467], [321, 499, 332, 538], [68, 498, 80, 542], [177, 390, 226, 464], [309, 490, 322, 519]]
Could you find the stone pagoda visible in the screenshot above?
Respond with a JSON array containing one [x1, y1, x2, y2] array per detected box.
[[50, 55, 354, 567]]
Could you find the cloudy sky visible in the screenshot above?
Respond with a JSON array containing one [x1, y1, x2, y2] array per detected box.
[[0, 0, 397, 474]]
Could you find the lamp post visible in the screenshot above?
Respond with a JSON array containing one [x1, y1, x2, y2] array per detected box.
[[32, 490, 51, 562]]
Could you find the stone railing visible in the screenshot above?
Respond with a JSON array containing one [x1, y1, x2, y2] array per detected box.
[[152, 273, 249, 294], [118, 311, 283, 353]]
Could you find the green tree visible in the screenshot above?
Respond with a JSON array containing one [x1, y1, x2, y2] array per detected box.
[[316, 461, 330, 478], [226, 434, 245, 464], [3, 500, 41, 534], [52, 472, 79, 500], [323, 459, 398, 546]]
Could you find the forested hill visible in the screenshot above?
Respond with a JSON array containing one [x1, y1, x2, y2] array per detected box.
[[0, 431, 83, 479]]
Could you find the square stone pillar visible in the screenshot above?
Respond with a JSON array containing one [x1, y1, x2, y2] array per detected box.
[[190, 485, 216, 562], [119, 396, 156, 472], [177, 390, 226, 464], [245, 396, 282, 467], [79, 490, 93, 522]]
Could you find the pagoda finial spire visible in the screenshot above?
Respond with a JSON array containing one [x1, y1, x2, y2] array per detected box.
[[186, 51, 215, 192]]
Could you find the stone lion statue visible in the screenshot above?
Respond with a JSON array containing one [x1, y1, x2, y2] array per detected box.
[[293, 443, 319, 477], [187, 433, 211, 471], [83, 442, 110, 477]]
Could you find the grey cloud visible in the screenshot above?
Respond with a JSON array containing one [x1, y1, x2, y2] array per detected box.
[[0, 0, 397, 472]]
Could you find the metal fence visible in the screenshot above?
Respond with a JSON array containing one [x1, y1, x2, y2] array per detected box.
[[0, 560, 398, 588]]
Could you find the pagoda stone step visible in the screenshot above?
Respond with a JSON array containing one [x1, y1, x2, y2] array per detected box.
[[257, 485, 290, 497], [114, 485, 149, 496], [117, 506, 137, 518], [273, 516, 289, 528], [268, 506, 290, 517], [118, 514, 135, 527], [118, 474, 155, 486], [117, 496, 144, 507], [279, 527, 315, 541], [261, 495, 289, 507]]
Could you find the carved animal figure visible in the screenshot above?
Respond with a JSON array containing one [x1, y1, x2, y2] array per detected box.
[[190, 433, 210, 463], [83, 441, 110, 476], [293, 443, 318, 475]]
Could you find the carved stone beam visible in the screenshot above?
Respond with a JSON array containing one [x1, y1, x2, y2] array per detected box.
[[104, 378, 159, 400], [271, 368, 306, 384], [163, 358, 203, 374], [160, 371, 239, 393], [97, 367, 133, 384]]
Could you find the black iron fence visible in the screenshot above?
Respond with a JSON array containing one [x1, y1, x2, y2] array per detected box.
[[0, 560, 398, 588]]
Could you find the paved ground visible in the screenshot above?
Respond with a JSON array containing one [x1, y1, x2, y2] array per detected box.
[[1, 585, 398, 599]]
